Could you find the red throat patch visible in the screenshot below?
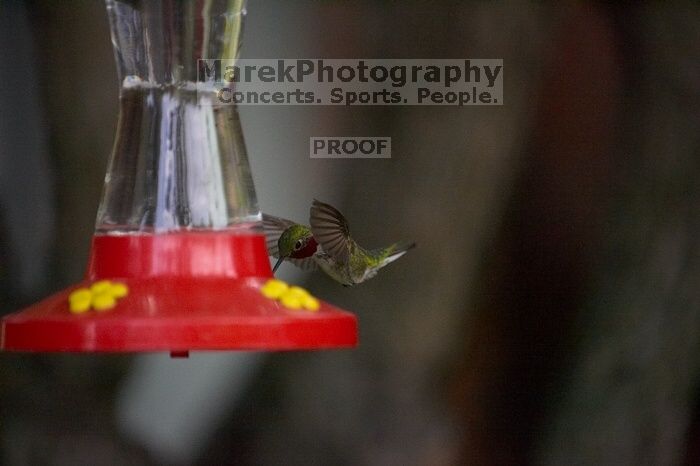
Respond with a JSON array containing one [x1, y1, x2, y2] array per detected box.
[[290, 237, 318, 259]]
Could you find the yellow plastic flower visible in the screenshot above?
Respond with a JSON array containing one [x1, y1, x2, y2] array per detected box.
[[68, 289, 92, 314], [90, 280, 113, 294], [280, 293, 303, 310], [109, 282, 129, 298], [286, 286, 310, 298], [92, 293, 117, 311], [260, 279, 289, 299], [300, 295, 320, 312], [68, 281, 129, 314], [260, 279, 321, 312]]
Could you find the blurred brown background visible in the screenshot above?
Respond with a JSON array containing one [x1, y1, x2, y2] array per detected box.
[[2, 1, 700, 465]]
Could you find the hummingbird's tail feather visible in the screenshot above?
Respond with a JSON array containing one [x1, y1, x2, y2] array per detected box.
[[394, 241, 417, 252], [358, 241, 414, 282], [372, 241, 416, 267], [387, 241, 416, 260]]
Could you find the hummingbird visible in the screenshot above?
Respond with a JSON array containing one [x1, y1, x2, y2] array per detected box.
[[263, 200, 415, 286]]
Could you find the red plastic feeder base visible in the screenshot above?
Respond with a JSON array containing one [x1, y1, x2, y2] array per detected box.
[[0, 233, 358, 353]]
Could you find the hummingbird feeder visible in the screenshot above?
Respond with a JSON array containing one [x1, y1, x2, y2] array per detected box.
[[0, 0, 357, 355]]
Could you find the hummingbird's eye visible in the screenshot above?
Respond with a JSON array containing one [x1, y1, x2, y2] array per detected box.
[[294, 239, 303, 250]]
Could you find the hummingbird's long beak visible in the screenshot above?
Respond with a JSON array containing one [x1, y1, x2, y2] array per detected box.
[[273, 256, 285, 274]]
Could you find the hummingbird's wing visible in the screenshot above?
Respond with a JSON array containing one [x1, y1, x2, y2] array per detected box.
[[309, 199, 352, 264], [262, 214, 318, 271], [284, 256, 318, 271]]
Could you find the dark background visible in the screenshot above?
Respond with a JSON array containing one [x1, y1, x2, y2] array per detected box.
[[2, 1, 700, 465]]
